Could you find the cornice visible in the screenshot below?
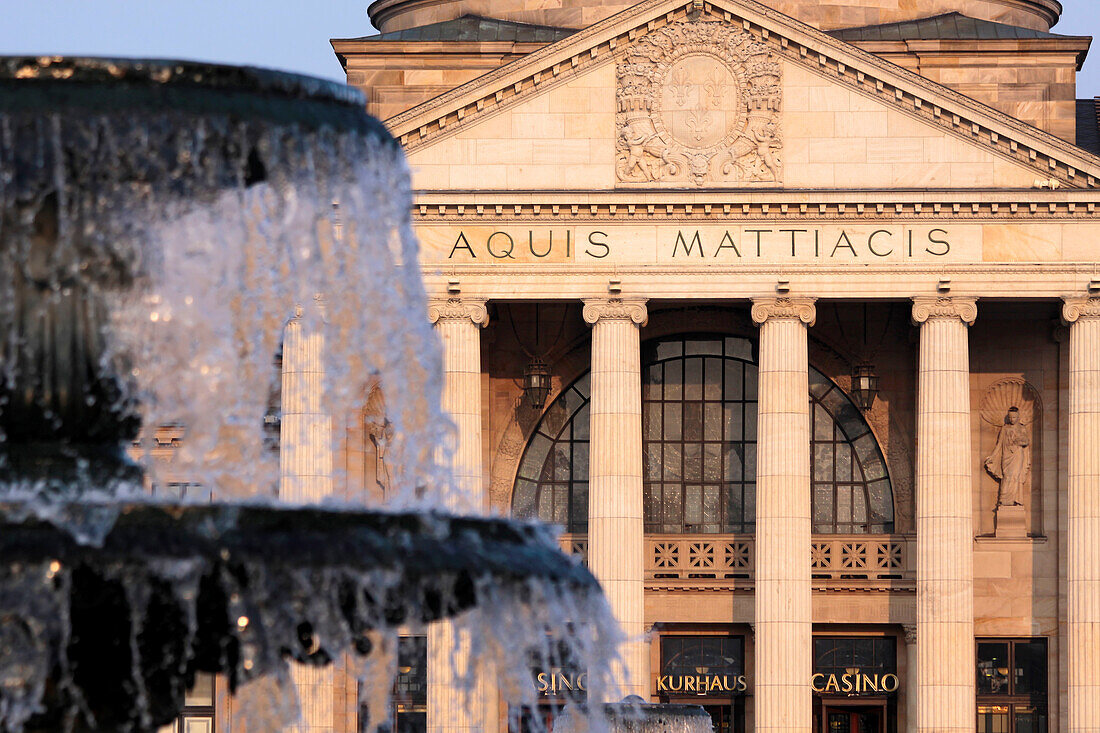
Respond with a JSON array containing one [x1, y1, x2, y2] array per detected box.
[[387, 0, 1100, 187], [1062, 296, 1100, 324], [423, 263, 1100, 277], [911, 296, 978, 325], [427, 297, 490, 326], [412, 191, 1100, 222]]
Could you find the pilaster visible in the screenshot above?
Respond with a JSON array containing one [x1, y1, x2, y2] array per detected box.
[[902, 625, 917, 733], [911, 296, 977, 733], [750, 297, 816, 733], [1062, 296, 1100, 731], [583, 297, 649, 699]]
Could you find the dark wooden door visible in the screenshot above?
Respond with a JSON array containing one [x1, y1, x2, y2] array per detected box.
[[825, 706, 884, 733]]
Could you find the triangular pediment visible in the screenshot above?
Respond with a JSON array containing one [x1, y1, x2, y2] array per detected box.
[[393, 0, 1100, 190]]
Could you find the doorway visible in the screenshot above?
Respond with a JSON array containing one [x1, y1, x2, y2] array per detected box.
[[824, 705, 885, 733]]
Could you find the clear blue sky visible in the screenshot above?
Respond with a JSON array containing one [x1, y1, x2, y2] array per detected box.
[[3, 1, 1100, 93]]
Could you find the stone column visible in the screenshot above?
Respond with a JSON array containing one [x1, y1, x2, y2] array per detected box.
[[426, 298, 491, 733], [1063, 296, 1100, 731], [911, 296, 977, 733], [281, 299, 335, 732], [281, 300, 333, 503], [582, 298, 649, 699], [750, 297, 816, 733], [902, 625, 917, 733]]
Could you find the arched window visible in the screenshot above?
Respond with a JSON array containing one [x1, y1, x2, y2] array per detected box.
[[513, 336, 894, 535], [512, 374, 590, 533]]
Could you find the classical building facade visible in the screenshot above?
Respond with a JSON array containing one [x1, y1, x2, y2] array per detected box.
[[211, 0, 1100, 731]]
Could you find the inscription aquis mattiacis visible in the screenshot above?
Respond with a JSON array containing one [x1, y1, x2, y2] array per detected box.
[[415, 225, 982, 265]]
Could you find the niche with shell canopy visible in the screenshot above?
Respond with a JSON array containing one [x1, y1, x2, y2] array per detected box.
[[978, 377, 1043, 537]]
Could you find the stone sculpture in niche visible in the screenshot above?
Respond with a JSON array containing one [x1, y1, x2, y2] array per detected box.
[[616, 17, 782, 186], [984, 407, 1031, 507], [979, 378, 1041, 537], [363, 385, 394, 495]]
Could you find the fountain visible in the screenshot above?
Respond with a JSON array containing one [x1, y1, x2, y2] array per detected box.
[[553, 697, 713, 733], [0, 56, 621, 732]]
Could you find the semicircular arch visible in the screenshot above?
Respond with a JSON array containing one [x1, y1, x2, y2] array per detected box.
[[512, 333, 895, 535]]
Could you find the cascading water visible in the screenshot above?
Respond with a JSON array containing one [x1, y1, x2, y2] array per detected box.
[[553, 699, 713, 733], [0, 56, 625, 732]]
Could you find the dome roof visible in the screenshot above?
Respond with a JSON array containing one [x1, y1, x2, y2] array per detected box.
[[367, 0, 1061, 35]]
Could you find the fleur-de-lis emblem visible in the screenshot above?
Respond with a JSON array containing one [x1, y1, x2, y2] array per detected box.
[[685, 111, 713, 142], [669, 66, 694, 106], [703, 68, 727, 110]]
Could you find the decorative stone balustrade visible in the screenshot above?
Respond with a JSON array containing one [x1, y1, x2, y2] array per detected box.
[[558, 534, 914, 586]]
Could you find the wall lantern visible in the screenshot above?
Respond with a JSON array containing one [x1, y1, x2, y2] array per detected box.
[[523, 358, 552, 410], [851, 363, 880, 412]]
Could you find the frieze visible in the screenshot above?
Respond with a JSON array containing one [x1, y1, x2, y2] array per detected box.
[[616, 18, 781, 186], [911, 296, 978, 326], [418, 224, 982, 265]]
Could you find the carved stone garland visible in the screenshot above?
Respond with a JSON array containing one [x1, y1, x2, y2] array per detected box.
[[616, 18, 782, 187]]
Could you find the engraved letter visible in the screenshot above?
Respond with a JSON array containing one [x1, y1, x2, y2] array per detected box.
[[586, 231, 610, 259], [673, 230, 705, 258], [449, 232, 477, 259], [926, 228, 951, 256], [867, 229, 894, 257], [487, 231, 516, 259]]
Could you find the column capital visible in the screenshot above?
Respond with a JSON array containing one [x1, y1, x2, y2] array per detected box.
[[750, 297, 816, 327], [1062, 296, 1100, 324], [582, 298, 648, 327], [428, 297, 489, 327], [911, 296, 977, 326], [902, 624, 917, 645]]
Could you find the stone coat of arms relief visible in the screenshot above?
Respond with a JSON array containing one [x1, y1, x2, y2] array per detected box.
[[616, 18, 782, 186]]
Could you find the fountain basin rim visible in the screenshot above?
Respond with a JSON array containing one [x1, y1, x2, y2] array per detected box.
[[0, 500, 598, 592], [0, 56, 389, 136]]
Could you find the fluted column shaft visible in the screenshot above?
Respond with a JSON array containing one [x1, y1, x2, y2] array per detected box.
[[281, 299, 334, 732], [1064, 296, 1100, 731], [911, 296, 977, 733], [427, 298, 490, 733], [751, 297, 816, 733], [281, 300, 333, 503], [583, 298, 649, 699], [429, 298, 489, 511]]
